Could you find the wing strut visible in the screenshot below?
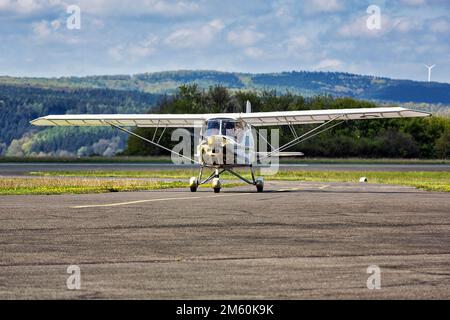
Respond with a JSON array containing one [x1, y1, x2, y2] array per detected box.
[[259, 115, 346, 162], [104, 121, 200, 165]]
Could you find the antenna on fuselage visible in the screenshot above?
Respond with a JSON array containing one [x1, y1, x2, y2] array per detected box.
[[246, 100, 252, 113]]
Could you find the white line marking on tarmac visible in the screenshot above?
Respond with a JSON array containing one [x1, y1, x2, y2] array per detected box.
[[277, 187, 301, 192], [277, 185, 330, 192], [71, 193, 253, 209], [72, 184, 332, 209]]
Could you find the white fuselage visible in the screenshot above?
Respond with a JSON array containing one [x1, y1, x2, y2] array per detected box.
[[198, 118, 256, 167]]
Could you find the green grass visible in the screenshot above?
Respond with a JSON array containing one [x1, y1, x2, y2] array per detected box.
[[29, 169, 450, 193], [30, 170, 197, 179], [268, 171, 450, 192], [0, 175, 244, 195], [0, 177, 189, 195]]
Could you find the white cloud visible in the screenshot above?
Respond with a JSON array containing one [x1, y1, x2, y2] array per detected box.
[[304, 0, 343, 13], [108, 46, 122, 61], [75, 0, 200, 17], [395, 18, 422, 32], [398, 0, 450, 7], [32, 19, 60, 38], [284, 35, 310, 53], [0, 0, 41, 13], [0, 0, 64, 15], [227, 29, 265, 47], [429, 17, 450, 33], [109, 35, 159, 61], [165, 19, 225, 49], [1, 0, 450, 82], [130, 35, 159, 58], [0, 0, 200, 17], [337, 15, 414, 38], [30, 18, 84, 45], [338, 16, 382, 38], [398, 0, 427, 6], [50, 19, 61, 30], [244, 47, 264, 58], [274, 3, 290, 18], [313, 58, 343, 70]]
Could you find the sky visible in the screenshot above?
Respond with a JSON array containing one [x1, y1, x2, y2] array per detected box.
[[0, 0, 449, 82]]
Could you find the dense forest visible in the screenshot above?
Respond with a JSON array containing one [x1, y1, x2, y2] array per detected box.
[[0, 81, 448, 159], [124, 85, 450, 159], [0, 84, 162, 157]]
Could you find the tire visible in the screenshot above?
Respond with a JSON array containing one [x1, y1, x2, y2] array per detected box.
[[256, 177, 264, 193], [189, 177, 199, 192], [212, 177, 221, 193]]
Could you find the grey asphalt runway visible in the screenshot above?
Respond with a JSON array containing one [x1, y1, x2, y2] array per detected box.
[[1, 162, 450, 176], [1, 181, 449, 299]]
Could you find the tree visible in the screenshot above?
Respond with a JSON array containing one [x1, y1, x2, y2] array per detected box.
[[122, 86, 450, 159], [436, 130, 450, 159]]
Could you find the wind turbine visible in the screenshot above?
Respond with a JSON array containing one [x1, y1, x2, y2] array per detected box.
[[425, 64, 435, 82]]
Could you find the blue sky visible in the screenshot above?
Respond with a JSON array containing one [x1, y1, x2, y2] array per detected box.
[[0, 0, 449, 82]]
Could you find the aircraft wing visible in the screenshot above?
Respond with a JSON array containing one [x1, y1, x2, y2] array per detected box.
[[30, 114, 208, 128], [30, 107, 430, 128], [240, 107, 431, 126]]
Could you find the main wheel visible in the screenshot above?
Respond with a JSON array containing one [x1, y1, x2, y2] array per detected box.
[[212, 177, 221, 193], [256, 177, 264, 193], [189, 177, 199, 192]]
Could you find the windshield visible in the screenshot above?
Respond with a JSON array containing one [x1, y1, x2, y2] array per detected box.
[[206, 120, 220, 136], [204, 119, 240, 138], [222, 120, 235, 135]]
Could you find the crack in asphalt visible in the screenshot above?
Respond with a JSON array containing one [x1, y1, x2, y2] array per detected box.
[[2, 252, 450, 268]]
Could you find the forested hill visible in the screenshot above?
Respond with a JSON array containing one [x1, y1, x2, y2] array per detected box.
[[2, 70, 450, 108], [123, 85, 450, 159], [0, 84, 162, 157], [1, 70, 449, 158]]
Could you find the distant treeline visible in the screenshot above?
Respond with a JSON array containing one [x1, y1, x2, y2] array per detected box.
[[124, 85, 450, 159], [3, 70, 450, 106], [0, 82, 448, 159], [0, 84, 162, 157]]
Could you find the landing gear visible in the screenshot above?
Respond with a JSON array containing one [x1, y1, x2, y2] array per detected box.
[[255, 177, 264, 193], [212, 177, 221, 193], [189, 177, 199, 192], [189, 165, 265, 193]]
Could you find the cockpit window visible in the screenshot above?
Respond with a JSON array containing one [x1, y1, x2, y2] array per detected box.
[[204, 119, 244, 140], [222, 120, 236, 135], [206, 120, 220, 136]]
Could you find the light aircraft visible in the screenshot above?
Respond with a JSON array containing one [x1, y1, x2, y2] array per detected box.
[[31, 102, 430, 193]]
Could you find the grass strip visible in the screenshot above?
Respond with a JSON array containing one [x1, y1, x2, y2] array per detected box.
[[29, 170, 450, 193]]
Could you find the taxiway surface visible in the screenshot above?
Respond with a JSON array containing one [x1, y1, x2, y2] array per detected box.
[[1, 181, 449, 299]]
